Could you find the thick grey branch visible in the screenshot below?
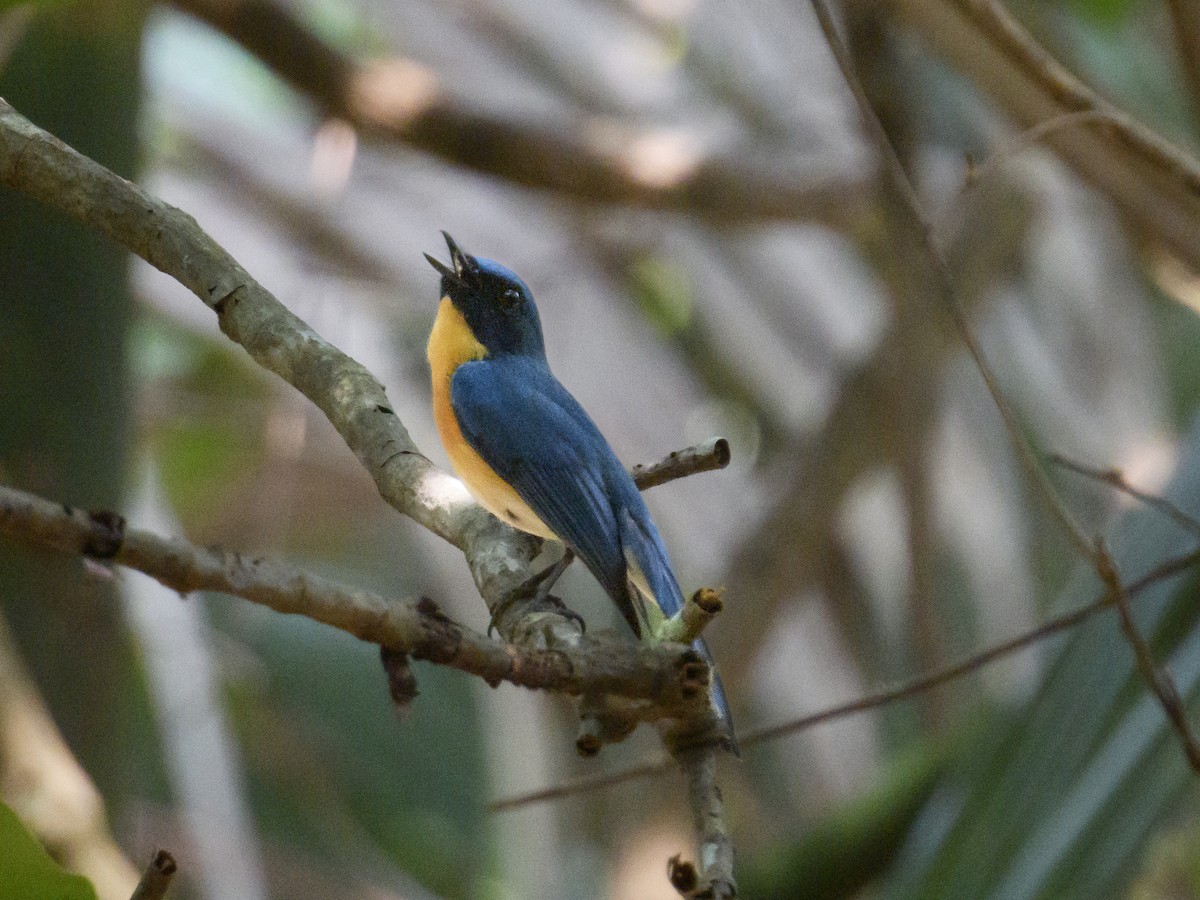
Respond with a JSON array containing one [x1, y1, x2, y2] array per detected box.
[[0, 96, 541, 614], [0, 483, 704, 702]]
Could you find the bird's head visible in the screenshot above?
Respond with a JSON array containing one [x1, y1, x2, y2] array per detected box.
[[425, 232, 545, 358]]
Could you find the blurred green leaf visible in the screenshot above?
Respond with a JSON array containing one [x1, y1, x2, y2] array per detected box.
[[134, 313, 270, 525], [1066, 0, 1138, 28], [158, 419, 260, 521], [741, 741, 947, 899], [0, 0, 69, 12], [1150, 289, 1200, 430], [887, 417, 1200, 899], [0, 800, 99, 900], [629, 255, 695, 336], [210, 592, 491, 898]]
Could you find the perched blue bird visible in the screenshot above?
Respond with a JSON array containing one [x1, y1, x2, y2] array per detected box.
[[425, 233, 737, 752]]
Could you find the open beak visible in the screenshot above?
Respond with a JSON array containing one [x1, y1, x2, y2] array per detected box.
[[425, 231, 477, 285], [424, 252, 455, 280]]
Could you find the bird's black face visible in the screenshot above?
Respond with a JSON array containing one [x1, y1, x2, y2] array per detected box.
[[425, 233, 546, 358]]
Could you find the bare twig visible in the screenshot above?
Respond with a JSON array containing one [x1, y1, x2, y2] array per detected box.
[[490, 543, 1200, 811], [888, 0, 1200, 271], [491, 755, 669, 812], [960, 110, 1115, 194], [632, 437, 731, 491], [1049, 454, 1200, 538], [130, 851, 177, 900], [0, 482, 705, 704], [671, 747, 736, 899], [168, 0, 863, 227], [952, 0, 1200, 198], [1095, 541, 1200, 772], [658, 588, 724, 645], [809, 0, 1095, 563]]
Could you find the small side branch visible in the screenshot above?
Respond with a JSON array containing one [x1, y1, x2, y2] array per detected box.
[[491, 542, 1200, 811], [657, 588, 724, 645], [130, 851, 177, 900], [1049, 454, 1200, 538], [669, 747, 736, 899], [632, 438, 731, 492], [1095, 541, 1200, 773]]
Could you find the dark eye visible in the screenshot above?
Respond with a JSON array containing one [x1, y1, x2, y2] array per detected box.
[[499, 288, 521, 309]]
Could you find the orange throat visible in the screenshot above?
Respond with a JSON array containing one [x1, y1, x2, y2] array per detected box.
[[427, 298, 555, 540]]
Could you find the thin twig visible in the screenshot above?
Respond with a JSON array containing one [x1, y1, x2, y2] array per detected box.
[[1049, 454, 1200, 538], [490, 543, 1200, 811], [953, 0, 1200, 198], [712, 169, 1032, 680], [809, 0, 1095, 563], [1095, 541, 1200, 773], [834, 0, 1200, 782], [632, 437, 731, 491], [887, 0, 1200, 271], [961, 110, 1114, 193], [130, 850, 177, 900]]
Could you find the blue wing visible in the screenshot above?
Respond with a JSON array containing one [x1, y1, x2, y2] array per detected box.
[[451, 356, 737, 752], [450, 356, 681, 633]]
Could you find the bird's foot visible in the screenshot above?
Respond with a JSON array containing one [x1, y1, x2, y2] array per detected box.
[[488, 550, 582, 637]]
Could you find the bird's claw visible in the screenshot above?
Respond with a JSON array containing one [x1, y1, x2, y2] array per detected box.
[[541, 594, 587, 632], [487, 550, 579, 637], [487, 589, 587, 636]]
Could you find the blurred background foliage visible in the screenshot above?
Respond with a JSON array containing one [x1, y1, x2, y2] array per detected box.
[[2, 0, 1200, 897]]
